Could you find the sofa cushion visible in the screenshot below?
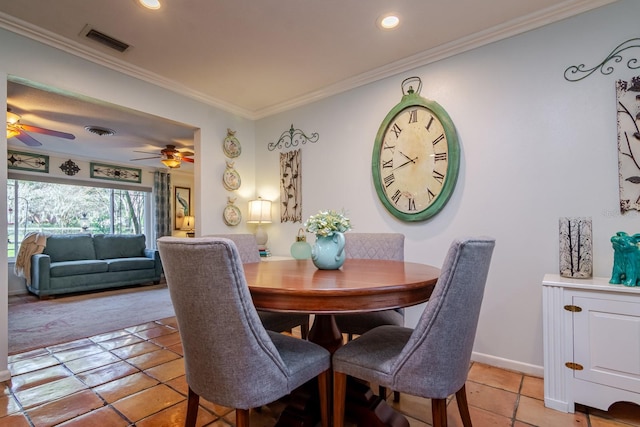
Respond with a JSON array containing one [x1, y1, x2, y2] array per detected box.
[[43, 234, 97, 262], [106, 257, 156, 272], [50, 260, 109, 277], [93, 234, 146, 259]]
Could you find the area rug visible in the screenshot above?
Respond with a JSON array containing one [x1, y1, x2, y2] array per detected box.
[[8, 284, 175, 355]]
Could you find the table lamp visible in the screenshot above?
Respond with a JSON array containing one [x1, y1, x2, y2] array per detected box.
[[247, 197, 272, 251], [182, 215, 195, 237]]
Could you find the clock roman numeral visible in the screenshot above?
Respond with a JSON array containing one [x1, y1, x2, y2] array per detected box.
[[391, 189, 401, 204], [383, 142, 395, 153], [389, 123, 402, 138], [425, 115, 435, 131], [433, 170, 445, 184], [382, 159, 393, 168], [432, 134, 445, 145], [384, 173, 395, 188], [427, 188, 436, 202], [434, 152, 447, 162], [408, 109, 418, 123], [408, 197, 416, 211]]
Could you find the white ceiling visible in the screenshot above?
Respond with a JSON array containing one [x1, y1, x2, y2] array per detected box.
[[0, 0, 617, 168]]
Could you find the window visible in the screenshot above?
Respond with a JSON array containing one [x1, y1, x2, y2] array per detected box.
[[7, 179, 148, 259]]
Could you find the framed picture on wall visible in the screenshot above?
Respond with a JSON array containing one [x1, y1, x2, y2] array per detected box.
[[175, 186, 191, 230]]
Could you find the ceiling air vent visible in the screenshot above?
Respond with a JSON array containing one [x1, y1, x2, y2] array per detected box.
[[85, 126, 116, 137], [84, 28, 130, 53]]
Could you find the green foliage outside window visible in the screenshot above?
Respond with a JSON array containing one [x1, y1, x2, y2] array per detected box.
[[8, 180, 147, 258]]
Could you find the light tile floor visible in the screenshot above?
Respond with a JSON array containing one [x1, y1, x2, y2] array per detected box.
[[0, 317, 639, 426]]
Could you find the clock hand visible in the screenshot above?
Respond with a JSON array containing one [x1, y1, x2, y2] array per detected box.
[[392, 156, 419, 171], [398, 151, 417, 163]]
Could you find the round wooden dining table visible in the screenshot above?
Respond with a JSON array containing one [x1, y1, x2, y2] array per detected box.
[[243, 258, 440, 427]]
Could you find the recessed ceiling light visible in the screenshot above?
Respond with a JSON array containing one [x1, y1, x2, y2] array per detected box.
[[138, 0, 161, 10], [379, 14, 400, 30]]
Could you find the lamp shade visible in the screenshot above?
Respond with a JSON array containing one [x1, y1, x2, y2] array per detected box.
[[181, 216, 195, 230], [247, 198, 272, 223]]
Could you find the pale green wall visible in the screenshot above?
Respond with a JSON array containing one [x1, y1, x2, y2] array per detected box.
[[255, 0, 640, 373]]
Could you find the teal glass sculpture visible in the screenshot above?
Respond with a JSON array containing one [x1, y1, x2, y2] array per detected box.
[[610, 231, 640, 286]]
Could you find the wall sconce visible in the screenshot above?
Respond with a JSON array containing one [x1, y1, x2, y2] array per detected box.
[[247, 197, 272, 251], [182, 215, 195, 237]]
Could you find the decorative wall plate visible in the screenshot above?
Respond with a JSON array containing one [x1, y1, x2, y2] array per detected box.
[[222, 160, 241, 191], [223, 197, 242, 226], [223, 128, 242, 158]]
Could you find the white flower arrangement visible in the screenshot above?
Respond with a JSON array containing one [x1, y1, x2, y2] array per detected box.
[[304, 210, 352, 237]]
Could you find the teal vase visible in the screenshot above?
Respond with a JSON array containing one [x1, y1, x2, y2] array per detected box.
[[311, 232, 346, 270]]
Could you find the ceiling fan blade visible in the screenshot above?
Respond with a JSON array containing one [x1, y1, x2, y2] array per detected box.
[[180, 151, 194, 157], [130, 156, 162, 161], [15, 131, 42, 147], [20, 124, 75, 140], [133, 150, 161, 155], [181, 157, 194, 163]]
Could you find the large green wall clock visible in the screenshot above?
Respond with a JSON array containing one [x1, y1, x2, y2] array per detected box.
[[372, 76, 460, 222]]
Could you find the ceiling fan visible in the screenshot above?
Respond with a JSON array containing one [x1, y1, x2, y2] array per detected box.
[[6, 109, 76, 147], [131, 144, 194, 168]]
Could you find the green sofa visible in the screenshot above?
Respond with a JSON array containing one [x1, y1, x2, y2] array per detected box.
[[29, 234, 163, 298]]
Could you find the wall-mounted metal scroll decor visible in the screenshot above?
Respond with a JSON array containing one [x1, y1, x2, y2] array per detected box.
[[90, 162, 142, 183], [565, 37, 640, 82], [268, 124, 319, 151], [7, 150, 49, 173], [60, 159, 80, 176]]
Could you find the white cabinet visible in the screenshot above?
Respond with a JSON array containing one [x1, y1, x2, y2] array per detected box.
[[543, 274, 640, 413]]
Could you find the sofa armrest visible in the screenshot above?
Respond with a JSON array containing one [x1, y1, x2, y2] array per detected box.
[[30, 253, 51, 292], [145, 248, 163, 277]]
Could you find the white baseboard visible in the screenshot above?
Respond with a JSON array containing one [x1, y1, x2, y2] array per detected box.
[[472, 351, 544, 378]]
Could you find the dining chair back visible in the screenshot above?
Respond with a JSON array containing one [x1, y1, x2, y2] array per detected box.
[[207, 233, 310, 338], [332, 237, 496, 427], [157, 237, 330, 427], [338, 232, 406, 401], [338, 232, 405, 334], [344, 232, 405, 261]]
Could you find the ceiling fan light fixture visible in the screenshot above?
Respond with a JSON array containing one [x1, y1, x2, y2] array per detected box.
[[161, 155, 181, 168], [6, 127, 20, 139], [7, 111, 20, 125], [6, 111, 21, 138]]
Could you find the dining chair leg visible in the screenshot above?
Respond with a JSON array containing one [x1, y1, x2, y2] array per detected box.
[[393, 390, 400, 402], [333, 371, 348, 427], [185, 387, 199, 427], [379, 385, 388, 400], [301, 321, 309, 339], [455, 384, 472, 427], [236, 408, 250, 427], [431, 398, 448, 427], [317, 370, 330, 427]]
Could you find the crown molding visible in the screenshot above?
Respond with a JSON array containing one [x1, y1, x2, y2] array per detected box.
[[253, 0, 620, 119], [0, 0, 620, 121]]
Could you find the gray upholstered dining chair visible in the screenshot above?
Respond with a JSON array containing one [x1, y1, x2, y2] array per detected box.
[[157, 237, 330, 427], [336, 232, 405, 401], [207, 234, 310, 339], [332, 237, 495, 427]]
